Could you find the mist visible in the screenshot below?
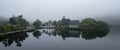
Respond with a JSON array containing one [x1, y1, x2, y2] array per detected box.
[[1, 0, 120, 50], [0, 0, 120, 23]]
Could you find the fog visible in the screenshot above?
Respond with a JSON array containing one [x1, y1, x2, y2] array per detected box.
[[0, 0, 120, 22]]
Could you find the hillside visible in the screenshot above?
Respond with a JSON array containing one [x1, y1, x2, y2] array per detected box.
[[94, 15, 120, 27], [0, 16, 8, 25]]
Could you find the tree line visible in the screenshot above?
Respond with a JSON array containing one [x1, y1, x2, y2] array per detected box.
[[0, 15, 42, 33], [0, 15, 109, 34]]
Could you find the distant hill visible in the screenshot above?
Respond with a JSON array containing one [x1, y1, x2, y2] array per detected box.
[[95, 15, 120, 27], [0, 16, 8, 25]]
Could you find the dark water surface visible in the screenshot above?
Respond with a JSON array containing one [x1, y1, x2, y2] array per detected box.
[[0, 27, 120, 50]]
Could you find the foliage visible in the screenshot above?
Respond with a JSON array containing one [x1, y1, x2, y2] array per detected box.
[[33, 19, 42, 29], [81, 18, 109, 31], [9, 15, 29, 27], [52, 20, 57, 26], [0, 24, 24, 33], [81, 28, 109, 40], [4, 24, 14, 32], [33, 30, 41, 39], [81, 18, 110, 40], [0, 32, 28, 47], [65, 28, 81, 30], [0, 15, 29, 33], [81, 18, 97, 31], [14, 24, 25, 30], [96, 21, 109, 31], [0, 25, 4, 33]]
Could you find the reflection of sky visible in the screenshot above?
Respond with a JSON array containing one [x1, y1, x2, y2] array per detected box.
[[0, 28, 120, 50], [0, 0, 120, 22]]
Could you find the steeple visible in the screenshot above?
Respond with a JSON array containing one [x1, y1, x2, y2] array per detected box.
[[62, 16, 65, 20]]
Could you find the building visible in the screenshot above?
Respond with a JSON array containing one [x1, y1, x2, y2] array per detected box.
[[61, 16, 70, 28], [61, 16, 80, 28], [69, 20, 80, 28]]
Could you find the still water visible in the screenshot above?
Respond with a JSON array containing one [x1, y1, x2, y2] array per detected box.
[[0, 27, 120, 50]]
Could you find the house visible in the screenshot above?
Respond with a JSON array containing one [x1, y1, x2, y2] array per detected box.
[[61, 16, 80, 28], [61, 16, 70, 27], [69, 20, 80, 28]]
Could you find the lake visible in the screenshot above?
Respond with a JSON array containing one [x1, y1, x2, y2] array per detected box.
[[0, 27, 120, 50]]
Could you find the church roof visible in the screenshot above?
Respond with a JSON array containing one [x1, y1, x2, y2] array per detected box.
[[69, 20, 80, 25]]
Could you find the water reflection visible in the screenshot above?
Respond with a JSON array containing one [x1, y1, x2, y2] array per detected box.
[[0, 32, 28, 47], [0, 28, 109, 47], [43, 29, 57, 36], [82, 29, 109, 40], [43, 28, 109, 40], [43, 29, 81, 40], [57, 30, 81, 40], [32, 30, 42, 39]]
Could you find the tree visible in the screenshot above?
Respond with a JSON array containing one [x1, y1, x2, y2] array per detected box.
[[33, 19, 42, 29], [0, 25, 4, 33], [96, 21, 109, 30], [57, 20, 62, 27], [17, 18, 29, 27], [48, 20, 52, 26], [52, 20, 57, 27], [81, 18, 97, 31], [4, 24, 14, 32], [81, 18, 110, 40], [9, 15, 29, 27]]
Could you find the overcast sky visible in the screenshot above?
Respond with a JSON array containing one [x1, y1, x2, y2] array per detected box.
[[0, 0, 120, 22]]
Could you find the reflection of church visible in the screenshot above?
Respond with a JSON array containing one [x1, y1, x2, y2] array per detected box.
[[42, 29, 81, 40], [59, 30, 81, 40], [43, 28, 109, 41]]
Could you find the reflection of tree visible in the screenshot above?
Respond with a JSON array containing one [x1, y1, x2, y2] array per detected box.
[[81, 29, 109, 40], [33, 30, 41, 39], [51, 30, 57, 36], [43, 29, 81, 41], [43, 29, 56, 36], [0, 36, 4, 42], [0, 32, 28, 47]]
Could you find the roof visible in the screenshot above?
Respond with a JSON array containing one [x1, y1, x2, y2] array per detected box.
[[69, 20, 80, 25]]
